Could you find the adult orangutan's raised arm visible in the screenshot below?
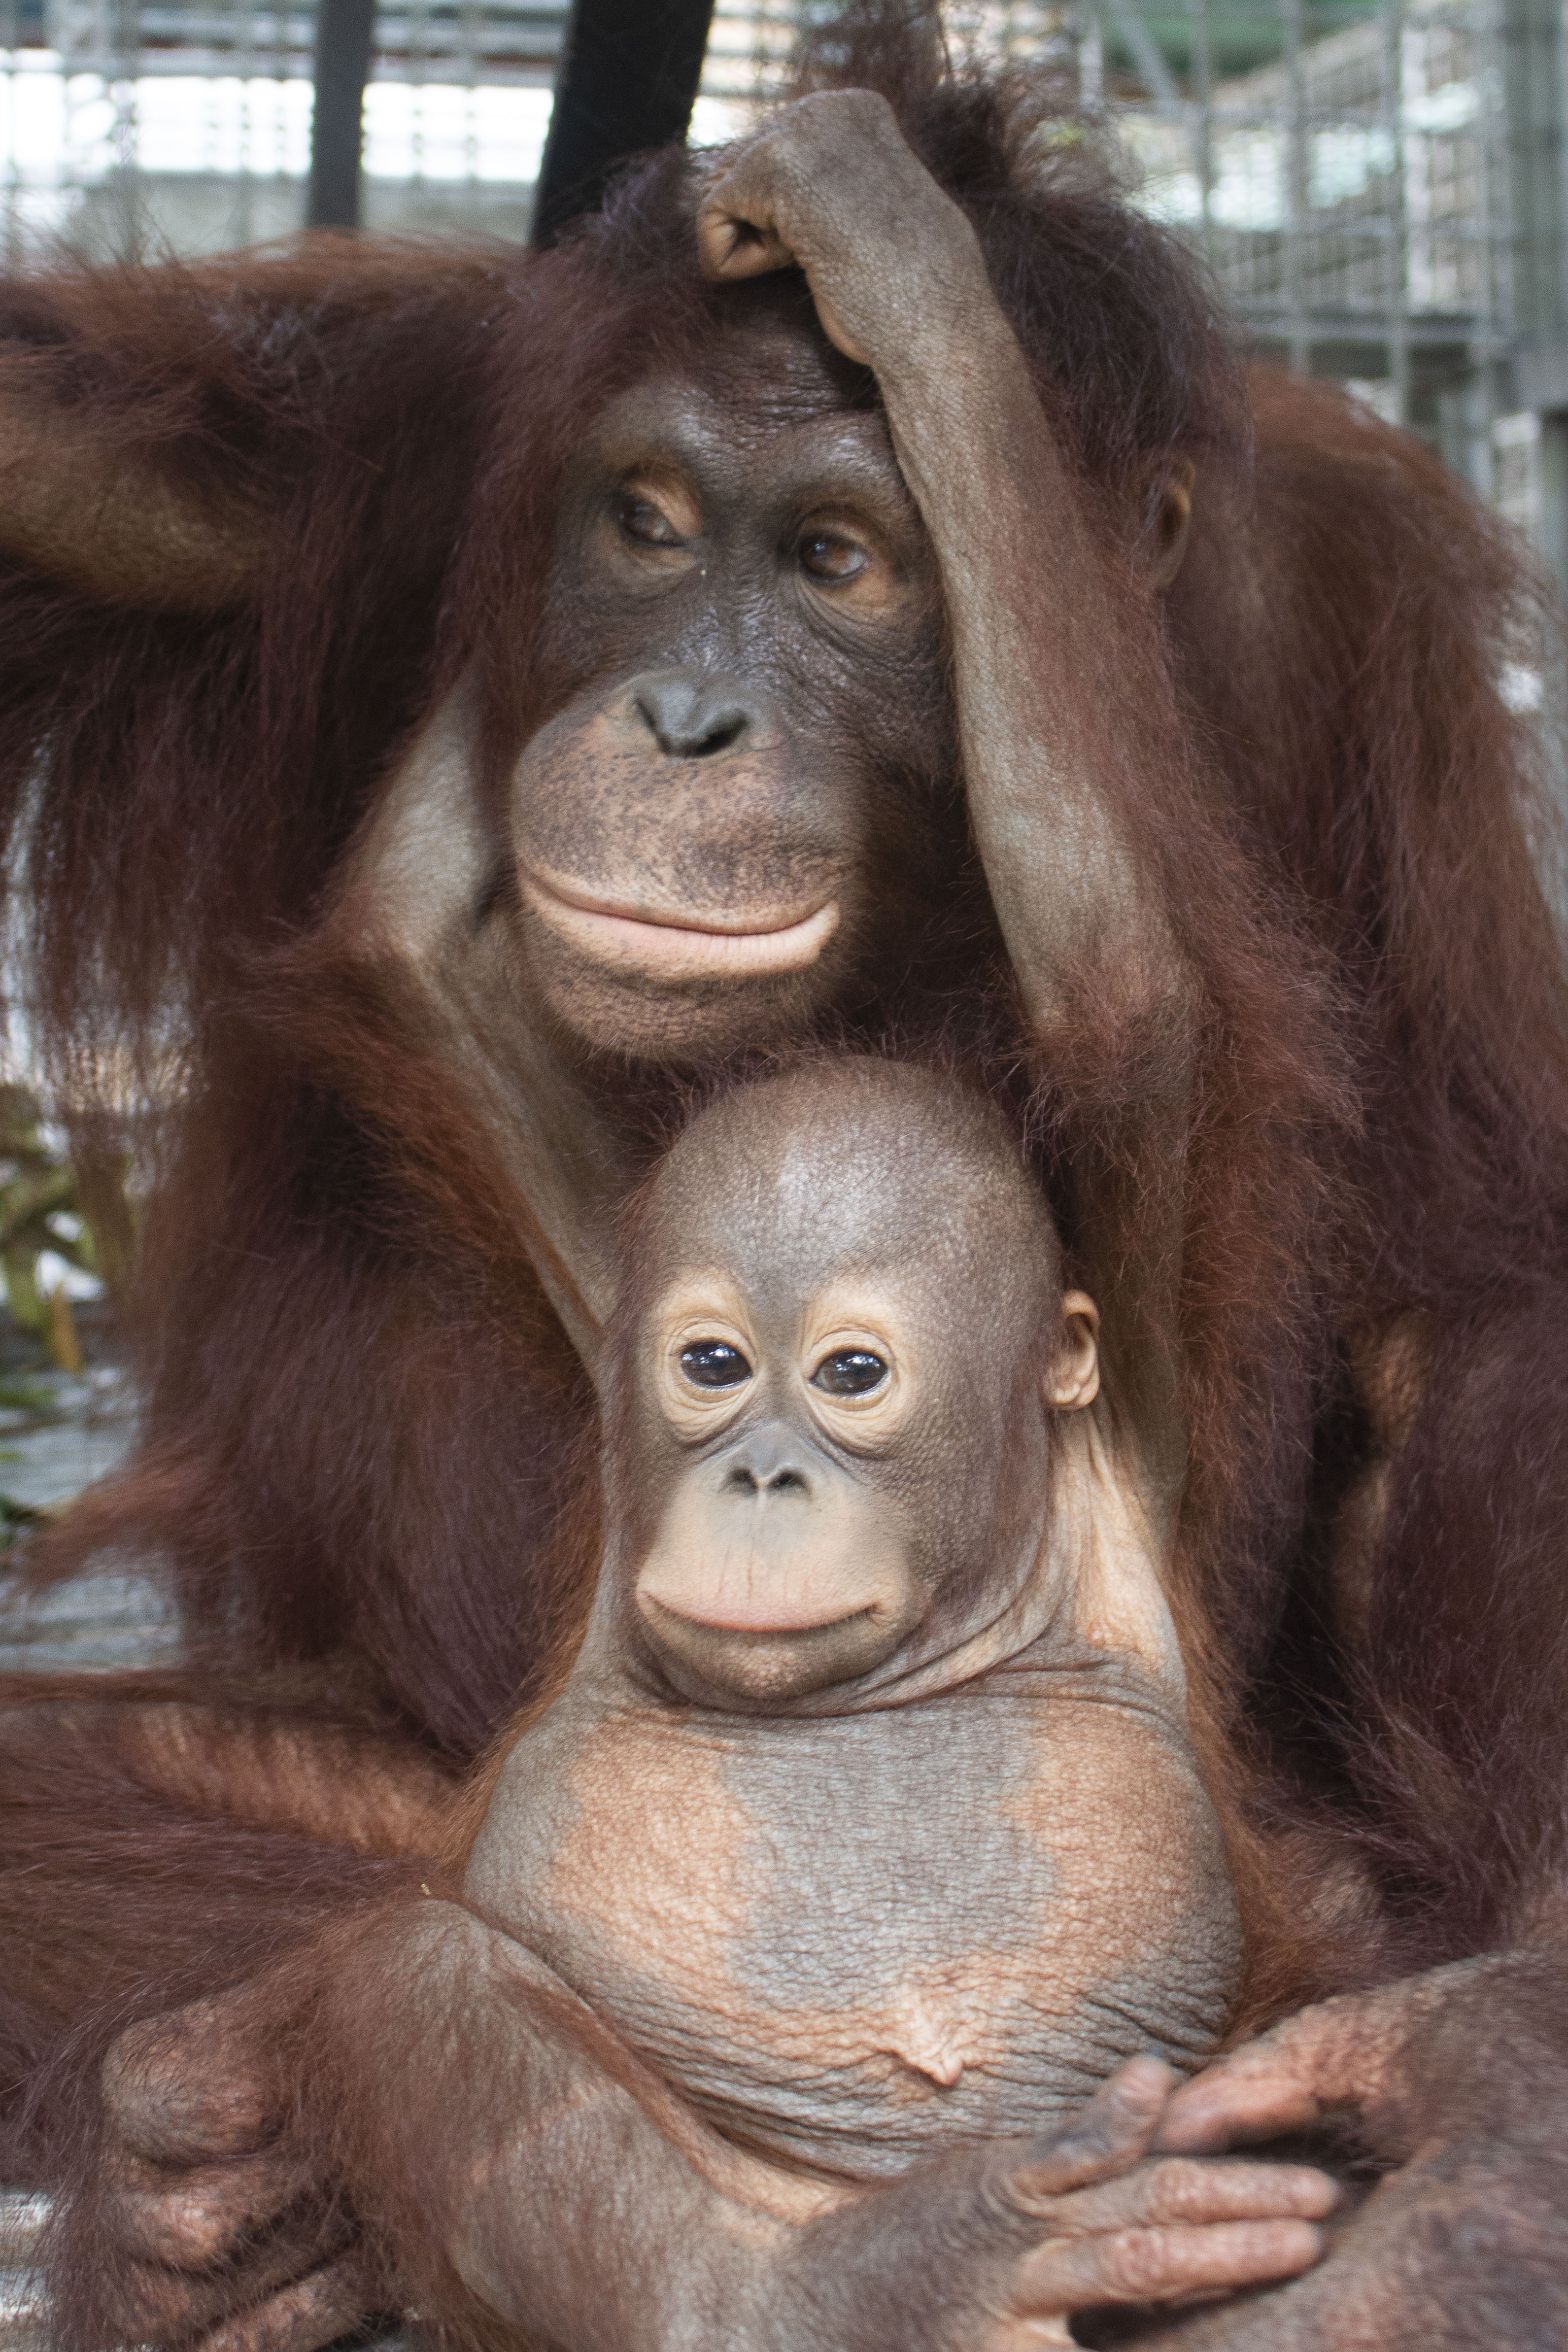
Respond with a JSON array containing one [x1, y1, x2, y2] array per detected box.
[[699, 91, 1190, 1046], [0, 246, 505, 607], [0, 391, 266, 607]]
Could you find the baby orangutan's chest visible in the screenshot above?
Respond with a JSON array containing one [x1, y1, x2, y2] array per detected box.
[[464, 1696, 1238, 2181]]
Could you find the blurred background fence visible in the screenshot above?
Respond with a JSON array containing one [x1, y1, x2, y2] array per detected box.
[[0, 0, 1562, 557]]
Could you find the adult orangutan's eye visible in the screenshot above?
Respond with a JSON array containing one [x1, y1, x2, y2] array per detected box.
[[812, 1348, 888, 1396], [619, 495, 685, 548], [679, 1340, 752, 1388], [798, 530, 869, 585]]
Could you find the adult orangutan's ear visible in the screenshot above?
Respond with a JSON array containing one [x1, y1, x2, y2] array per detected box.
[[1047, 1289, 1101, 1410], [1141, 457, 1196, 592], [0, 394, 268, 608]]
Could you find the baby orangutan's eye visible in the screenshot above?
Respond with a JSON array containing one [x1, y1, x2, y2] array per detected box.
[[679, 1341, 752, 1389], [811, 1348, 889, 1397]]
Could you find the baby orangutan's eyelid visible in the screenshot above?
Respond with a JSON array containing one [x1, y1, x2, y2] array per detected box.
[[796, 1324, 908, 1449]]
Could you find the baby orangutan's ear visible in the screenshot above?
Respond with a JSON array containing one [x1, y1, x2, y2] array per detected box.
[[1046, 1291, 1101, 1410]]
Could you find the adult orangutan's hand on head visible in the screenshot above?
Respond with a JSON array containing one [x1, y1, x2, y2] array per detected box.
[[698, 88, 1001, 376], [706, 77, 1204, 1531]]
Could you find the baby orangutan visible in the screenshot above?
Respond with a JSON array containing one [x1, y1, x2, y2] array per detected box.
[[300, 1061, 1340, 2348]]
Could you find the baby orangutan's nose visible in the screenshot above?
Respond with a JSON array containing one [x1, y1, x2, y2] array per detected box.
[[633, 1415, 922, 1701], [721, 1434, 812, 1499]]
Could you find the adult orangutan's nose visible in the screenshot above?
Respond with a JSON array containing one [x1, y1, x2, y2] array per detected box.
[[629, 668, 773, 760]]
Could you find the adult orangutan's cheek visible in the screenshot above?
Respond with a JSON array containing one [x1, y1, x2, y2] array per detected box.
[[507, 687, 860, 916]]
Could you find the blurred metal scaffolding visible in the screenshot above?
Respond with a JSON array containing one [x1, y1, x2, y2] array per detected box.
[[0, 0, 1561, 555]]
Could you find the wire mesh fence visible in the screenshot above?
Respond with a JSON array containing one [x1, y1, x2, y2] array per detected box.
[[0, 0, 1537, 493]]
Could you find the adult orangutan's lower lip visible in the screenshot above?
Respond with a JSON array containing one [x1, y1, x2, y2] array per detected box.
[[521, 872, 840, 981]]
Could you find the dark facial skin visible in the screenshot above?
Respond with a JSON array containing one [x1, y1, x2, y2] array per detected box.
[[504, 309, 957, 1062]]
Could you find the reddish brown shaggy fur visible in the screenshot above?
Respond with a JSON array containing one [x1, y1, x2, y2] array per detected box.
[[2, 0, 1567, 2335]]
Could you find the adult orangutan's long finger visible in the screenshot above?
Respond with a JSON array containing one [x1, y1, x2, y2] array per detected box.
[[194, 2255, 381, 2352], [696, 150, 866, 361], [1007, 2056, 1176, 2203], [694, 183, 795, 282], [1012, 2217, 1325, 2319], [1043, 2157, 1341, 2240]]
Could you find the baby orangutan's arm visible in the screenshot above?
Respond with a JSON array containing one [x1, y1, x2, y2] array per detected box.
[[304, 1899, 1335, 2350]]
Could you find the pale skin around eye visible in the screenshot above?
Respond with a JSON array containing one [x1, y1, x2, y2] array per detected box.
[[656, 1280, 1103, 1443], [654, 1280, 913, 1451]]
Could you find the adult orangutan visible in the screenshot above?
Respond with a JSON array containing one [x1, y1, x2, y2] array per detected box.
[[4, 5, 1568, 2345]]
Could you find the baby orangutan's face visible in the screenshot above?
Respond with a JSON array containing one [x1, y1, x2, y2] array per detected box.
[[610, 1069, 1100, 1709], [634, 1268, 936, 1701]]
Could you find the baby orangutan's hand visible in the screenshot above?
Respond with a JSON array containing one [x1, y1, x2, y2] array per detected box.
[[788, 2056, 1339, 2352]]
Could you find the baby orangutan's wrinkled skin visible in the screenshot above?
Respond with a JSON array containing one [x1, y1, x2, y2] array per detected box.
[[403, 1062, 1340, 2345]]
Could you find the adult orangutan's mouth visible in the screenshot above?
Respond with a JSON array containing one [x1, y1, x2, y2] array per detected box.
[[521, 870, 840, 981], [641, 1592, 880, 1637]]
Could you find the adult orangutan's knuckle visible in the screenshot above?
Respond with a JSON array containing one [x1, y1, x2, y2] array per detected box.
[[103, 2263, 207, 2334], [1100, 2226, 1178, 2295], [110, 2187, 218, 2267], [1143, 2159, 1213, 2221], [985, 2164, 1052, 2234]]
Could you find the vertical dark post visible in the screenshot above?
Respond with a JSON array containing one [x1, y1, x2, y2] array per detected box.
[[308, 0, 377, 229], [531, 0, 716, 248]]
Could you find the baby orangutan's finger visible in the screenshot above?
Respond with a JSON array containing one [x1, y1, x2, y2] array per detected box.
[[1041, 2157, 1342, 2240], [1007, 2056, 1178, 2204], [194, 2254, 380, 2352], [1151, 1975, 1459, 2156], [995, 2215, 1326, 2345]]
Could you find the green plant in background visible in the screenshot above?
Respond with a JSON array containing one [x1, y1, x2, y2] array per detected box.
[[0, 1083, 134, 1377]]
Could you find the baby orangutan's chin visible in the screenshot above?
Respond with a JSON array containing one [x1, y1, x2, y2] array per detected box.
[[635, 1596, 914, 1707]]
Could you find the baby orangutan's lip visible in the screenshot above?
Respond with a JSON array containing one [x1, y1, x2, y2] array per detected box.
[[520, 869, 840, 982]]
